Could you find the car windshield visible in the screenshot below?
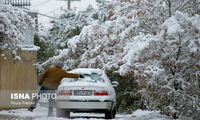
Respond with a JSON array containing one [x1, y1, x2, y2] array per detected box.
[[68, 73, 105, 83]]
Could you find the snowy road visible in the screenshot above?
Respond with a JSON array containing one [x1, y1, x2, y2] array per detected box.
[[0, 106, 176, 120]]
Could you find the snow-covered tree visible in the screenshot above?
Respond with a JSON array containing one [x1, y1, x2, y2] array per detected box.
[[40, 0, 200, 118], [36, 6, 107, 64], [133, 0, 198, 35], [0, 5, 34, 49], [0, 5, 35, 60], [135, 12, 200, 118], [46, 6, 106, 50]]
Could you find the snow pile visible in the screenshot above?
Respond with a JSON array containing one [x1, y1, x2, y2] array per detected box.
[[132, 109, 159, 117], [0, 5, 35, 50]]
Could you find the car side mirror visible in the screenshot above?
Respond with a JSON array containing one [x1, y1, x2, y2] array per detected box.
[[112, 81, 119, 87]]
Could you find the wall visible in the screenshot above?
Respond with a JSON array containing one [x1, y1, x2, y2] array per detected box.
[[0, 49, 37, 110]]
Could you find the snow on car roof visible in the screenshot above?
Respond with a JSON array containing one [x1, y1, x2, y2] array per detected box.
[[59, 68, 108, 88], [59, 81, 107, 88], [69, 68, 104, 75]]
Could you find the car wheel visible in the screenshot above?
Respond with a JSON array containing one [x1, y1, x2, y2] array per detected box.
[[105, 107, 116, 119], [56, 108, 70, 118], [113, 107, 116, 118]]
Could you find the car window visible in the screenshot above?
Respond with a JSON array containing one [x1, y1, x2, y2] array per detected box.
[[67, 73, 105, 83]]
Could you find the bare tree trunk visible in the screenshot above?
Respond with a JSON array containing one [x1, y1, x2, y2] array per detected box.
[[168, 0, 171, 17]]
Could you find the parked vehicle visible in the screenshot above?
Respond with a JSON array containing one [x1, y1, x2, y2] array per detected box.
[[56, 68, 118, 119]]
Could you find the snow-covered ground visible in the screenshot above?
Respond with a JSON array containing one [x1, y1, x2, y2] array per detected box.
[[0, 105, 175, 120]]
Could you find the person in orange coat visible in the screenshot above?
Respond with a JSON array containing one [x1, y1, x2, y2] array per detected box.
[[28, 61, 84, 116]]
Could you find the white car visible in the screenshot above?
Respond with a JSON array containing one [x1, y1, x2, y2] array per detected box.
[[56, 68, 118, 119]]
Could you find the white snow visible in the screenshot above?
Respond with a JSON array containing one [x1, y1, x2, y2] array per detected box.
[[70, 68, 104, 75], [162, 16, 184, 35], [59, 68, 108, 88], [1, 54, 4, 57], [132, 109, 159, 117], [20, 45, 40, 51], [60, 80, 106, 88], [14, 56, 21, 61], [191, 14, 200, 31]]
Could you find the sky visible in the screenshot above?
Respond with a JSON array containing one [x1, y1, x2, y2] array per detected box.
[[30, 0, 99, 29]]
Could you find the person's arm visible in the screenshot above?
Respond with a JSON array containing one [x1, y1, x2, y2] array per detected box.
[[62, 71, 80, 78], [38, 69, 49, 85]]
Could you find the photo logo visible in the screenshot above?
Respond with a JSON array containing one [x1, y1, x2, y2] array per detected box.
[[10, 92, 57, 100]]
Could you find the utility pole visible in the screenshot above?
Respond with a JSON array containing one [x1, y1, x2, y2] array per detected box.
[[58, 0, 73, 10], [68, 0, 71, 9]]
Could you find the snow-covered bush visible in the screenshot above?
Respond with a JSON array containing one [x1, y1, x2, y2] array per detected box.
[[0, 5, 34, 50]]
